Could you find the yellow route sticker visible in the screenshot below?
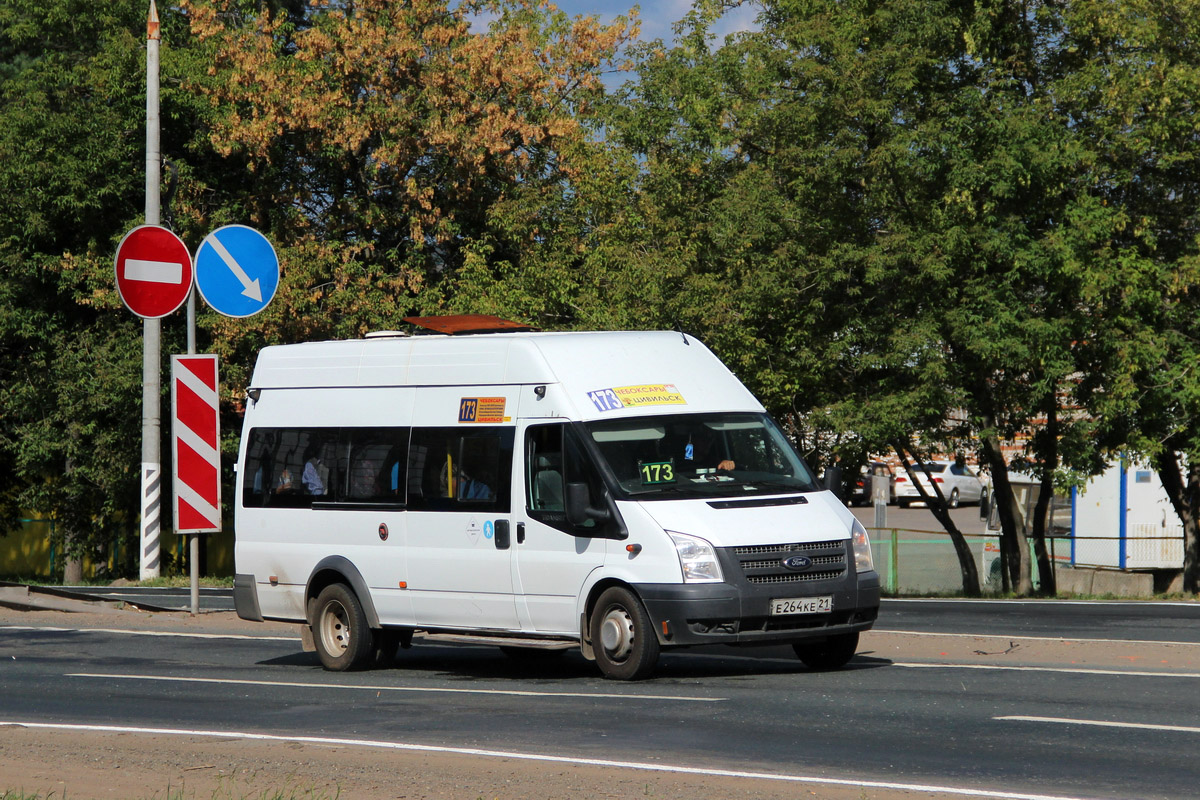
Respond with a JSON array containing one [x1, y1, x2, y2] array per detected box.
[[459, 397, 507, 423], [587, 384, 686, 413]]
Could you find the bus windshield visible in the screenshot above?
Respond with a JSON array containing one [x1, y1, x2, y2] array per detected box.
[[583, 412, 820, 500]]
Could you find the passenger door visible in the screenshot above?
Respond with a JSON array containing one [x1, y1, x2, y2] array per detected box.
[[403, 423, 521, 630]]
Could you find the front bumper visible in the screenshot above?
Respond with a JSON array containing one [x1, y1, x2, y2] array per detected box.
[[634, 539, 880, 648]]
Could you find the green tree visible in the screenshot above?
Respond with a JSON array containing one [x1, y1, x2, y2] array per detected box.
[[1056, 2, 1200, 593], [588, 0, 1200, 598], [0, 0, 638, 579], [0, 0, 152, 575]]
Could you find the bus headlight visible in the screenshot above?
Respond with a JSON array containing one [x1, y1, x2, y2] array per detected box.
[[668, 531, 724, 583], [851, 518, 874, 572]]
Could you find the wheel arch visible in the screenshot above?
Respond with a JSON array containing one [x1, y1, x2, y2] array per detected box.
[[305, 556, 381, 629]]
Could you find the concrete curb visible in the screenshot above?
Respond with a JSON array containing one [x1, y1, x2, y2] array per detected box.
[[0, 584, 180, 615]]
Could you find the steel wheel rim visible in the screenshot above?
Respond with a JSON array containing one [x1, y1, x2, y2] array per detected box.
[[599, 605, 635, 662], [319, 600, 351, 656]]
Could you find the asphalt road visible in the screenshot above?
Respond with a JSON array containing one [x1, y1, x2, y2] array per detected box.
[[3, 600, 1200, 800], [879, 597, 1200, 643]]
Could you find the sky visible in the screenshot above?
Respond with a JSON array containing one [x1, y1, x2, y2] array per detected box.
[[549, 1, 760, 43]]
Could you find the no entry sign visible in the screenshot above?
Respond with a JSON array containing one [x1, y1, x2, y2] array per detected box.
[[171, 354, 221, 533], [115, 225, 192, 318]]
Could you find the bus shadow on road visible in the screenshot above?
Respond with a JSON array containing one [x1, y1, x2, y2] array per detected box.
[[256, 646, 894, 682]]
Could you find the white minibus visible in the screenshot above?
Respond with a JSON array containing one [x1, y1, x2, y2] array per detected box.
[[233, 324, 879, 680]]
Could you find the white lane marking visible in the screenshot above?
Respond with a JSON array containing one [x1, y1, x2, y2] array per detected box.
[[67, 673, 722, 703], [123, 258, 183, 284], [872, 629, 1200, 648], [998, 716, 1200, 735], [0, 721, 1104, 800], [0, 625, 294, 642], [896, 663, 1200, 678], [683, 653, 1200, 679], [886, 598, 1200, 608]]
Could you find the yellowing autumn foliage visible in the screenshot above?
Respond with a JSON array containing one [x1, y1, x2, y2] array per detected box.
[[184, 0, 631, 241], [179, 0, 634, 344]]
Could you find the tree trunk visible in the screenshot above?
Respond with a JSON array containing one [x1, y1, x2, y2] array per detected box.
[[893, 442, 981, 596], [981, 435, 1033, 595], [1029, 400, 1058, 596], [61, 524, 84, 584], [62, 557, 83, 584], [60, 453, 85, 584], [1154, 450, 1200, 594]]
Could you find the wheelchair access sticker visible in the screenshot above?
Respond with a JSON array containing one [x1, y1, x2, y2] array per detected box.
[[587, 384, 686, 413]]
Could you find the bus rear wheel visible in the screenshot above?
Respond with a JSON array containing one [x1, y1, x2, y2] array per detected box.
[[312, 583, 373, 671]]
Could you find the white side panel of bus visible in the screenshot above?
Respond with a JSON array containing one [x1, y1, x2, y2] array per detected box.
[[404, 386, 522, 630], [236, 386, 416, 623]]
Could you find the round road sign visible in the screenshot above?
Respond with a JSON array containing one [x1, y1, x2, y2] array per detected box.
[[114, 225, 193, 319], [194, 224, 279, 318]]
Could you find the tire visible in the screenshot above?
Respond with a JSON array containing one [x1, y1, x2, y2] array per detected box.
[[948, 488, 960, 509], [589, 586, 660, 681], [898, 499, 910, 509], [311, 583, 374, 671], [793, 631, 860, 671]]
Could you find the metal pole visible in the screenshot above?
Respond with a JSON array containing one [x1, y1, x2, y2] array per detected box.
[[139, 0, 163, 581], [889, 528, 899, 594], [187, 289, 200, 614]]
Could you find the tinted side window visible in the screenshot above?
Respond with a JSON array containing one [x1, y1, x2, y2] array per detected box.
[[340, 427, 410, 504], [406, 427, 513, 513], [242, 428, 338, 509]]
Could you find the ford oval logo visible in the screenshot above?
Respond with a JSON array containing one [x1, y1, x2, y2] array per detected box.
[[782, 555, 812, 571]]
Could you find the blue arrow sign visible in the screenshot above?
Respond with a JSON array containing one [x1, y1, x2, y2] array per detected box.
[[194, 225, 279, 318]]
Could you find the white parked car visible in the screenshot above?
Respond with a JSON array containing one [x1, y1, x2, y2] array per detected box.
[[894, 461, 984, 508]]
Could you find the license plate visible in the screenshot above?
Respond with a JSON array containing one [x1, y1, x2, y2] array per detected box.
[[769, 595, 833, 616]]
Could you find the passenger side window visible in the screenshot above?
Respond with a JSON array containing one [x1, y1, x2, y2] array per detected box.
[[406, 427, 513, 513], [341, 428, 409, 504], [242, 428, 338, 509]]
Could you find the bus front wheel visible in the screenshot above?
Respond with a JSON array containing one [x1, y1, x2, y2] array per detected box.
[[589, 586, 660, 681]]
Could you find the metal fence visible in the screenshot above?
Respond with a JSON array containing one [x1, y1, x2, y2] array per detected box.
[[868, 526, 1182, 594]]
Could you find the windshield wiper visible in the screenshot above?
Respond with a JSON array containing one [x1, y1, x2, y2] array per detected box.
[[625, 484, 691, 496]]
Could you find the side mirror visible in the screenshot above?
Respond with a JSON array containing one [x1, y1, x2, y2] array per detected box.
[[565, 481, 612, 527]]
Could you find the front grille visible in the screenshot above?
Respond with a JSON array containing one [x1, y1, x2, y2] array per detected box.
[[747, 569, 845, 584], [733, 539, 844, 556], [730, 539, 848, 585], [740, 555, 842, 570]]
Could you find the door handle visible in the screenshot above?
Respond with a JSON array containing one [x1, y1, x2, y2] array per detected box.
[[494, 519, 510, 550], [517, 522, 525, 544]]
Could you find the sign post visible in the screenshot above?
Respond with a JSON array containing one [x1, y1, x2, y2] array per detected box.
[[169, 222, 278, 612], [114, 221, 191, 582], [139, 0, 164, 581]]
